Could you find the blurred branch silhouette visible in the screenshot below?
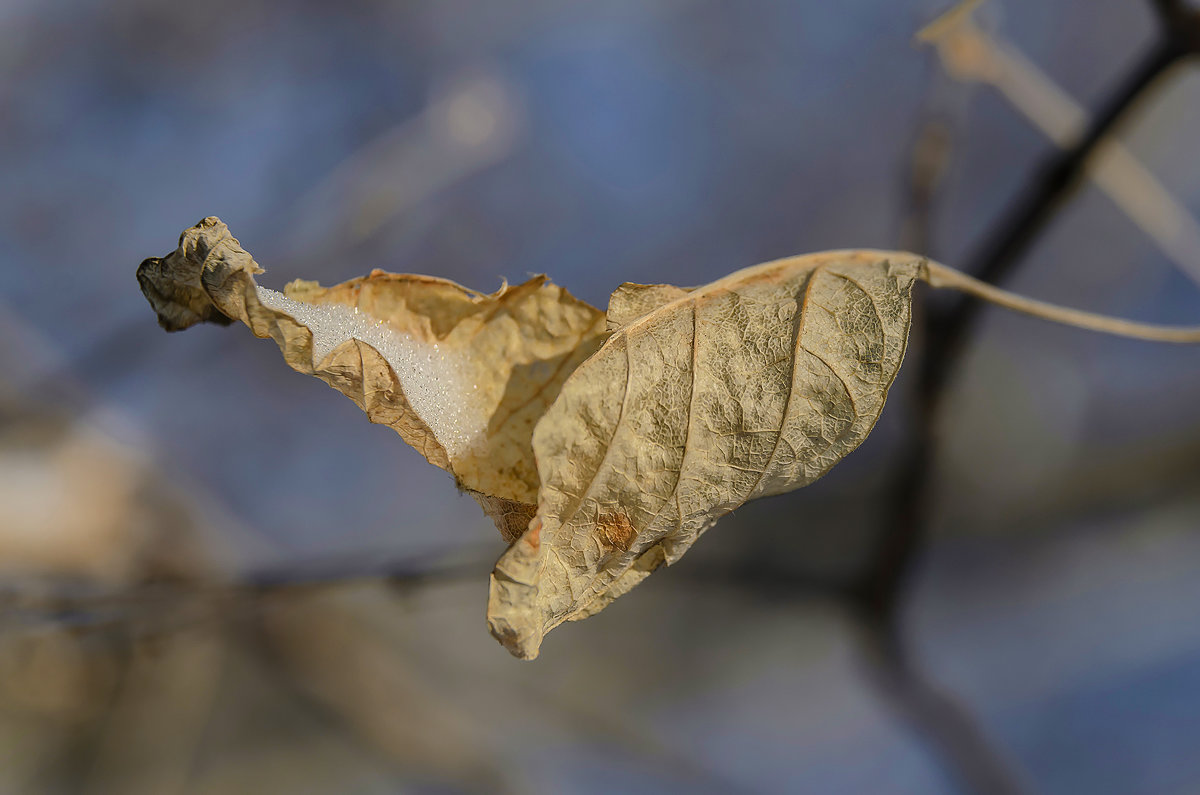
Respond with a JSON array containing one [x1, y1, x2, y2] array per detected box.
[[0, 551, 492, 636], [925, 8, 1200, 285]]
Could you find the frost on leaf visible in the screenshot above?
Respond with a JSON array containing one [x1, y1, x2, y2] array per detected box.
[[137, 217, 607, 540], [488, 251, 924, 658]]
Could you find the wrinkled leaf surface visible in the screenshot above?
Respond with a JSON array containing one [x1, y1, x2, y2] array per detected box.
[[488, 251, 923, 657], [137, 217, 606, 540]]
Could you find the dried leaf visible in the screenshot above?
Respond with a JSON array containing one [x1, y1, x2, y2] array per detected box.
[[140, 222, 1200, 660], [137, 218, 607, 539], [487, 250, 1200, 658], [488, 251, 923, 657]]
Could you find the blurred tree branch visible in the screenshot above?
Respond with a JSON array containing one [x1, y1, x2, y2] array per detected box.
[[1152, 0, 1200, 51], [928, 14, 1200, 284], [0, 551, 492, 637]]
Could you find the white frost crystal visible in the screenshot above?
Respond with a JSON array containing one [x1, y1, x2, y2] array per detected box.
[[255, 286, 485, 459]]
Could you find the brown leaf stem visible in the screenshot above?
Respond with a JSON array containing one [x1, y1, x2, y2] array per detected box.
[[921, 260, 1200, 342]]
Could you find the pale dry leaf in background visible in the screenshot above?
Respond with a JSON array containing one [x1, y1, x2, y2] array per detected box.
[[137, 217, 607, 540], [488, 251, 923, 657], [0, 422, 147, 583]]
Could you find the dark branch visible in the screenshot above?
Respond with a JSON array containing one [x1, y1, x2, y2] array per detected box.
[[1150, 0, 1200, 52], [0, 551, 493, 635], [927, 35, 1183, 397], [858, 627, 1029, 795]]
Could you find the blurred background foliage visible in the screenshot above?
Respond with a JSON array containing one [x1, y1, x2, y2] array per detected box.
[[2, 1, 1200, 793]]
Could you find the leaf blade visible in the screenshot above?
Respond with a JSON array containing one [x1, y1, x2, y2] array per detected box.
[[489, 251, 924, 658]]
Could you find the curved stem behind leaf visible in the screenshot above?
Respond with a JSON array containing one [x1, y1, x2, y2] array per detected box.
[[922, 260, 1200, 343]]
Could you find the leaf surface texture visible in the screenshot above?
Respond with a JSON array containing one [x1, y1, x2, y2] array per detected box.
[[137, 217, 607, 540], [488, 251, 923, 657]]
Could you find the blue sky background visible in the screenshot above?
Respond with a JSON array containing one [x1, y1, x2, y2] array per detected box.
[[2, 1, 1200, 793]]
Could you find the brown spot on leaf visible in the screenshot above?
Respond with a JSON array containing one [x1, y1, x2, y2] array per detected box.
[[523, 517, 541, 550], [596, 511, 636, 552]]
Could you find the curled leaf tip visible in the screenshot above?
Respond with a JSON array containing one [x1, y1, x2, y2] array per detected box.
[[136, 216, 256, 331], [137, 217, 607, 544]]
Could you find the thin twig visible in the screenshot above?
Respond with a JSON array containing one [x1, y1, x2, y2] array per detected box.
[[920, 260, 1200, 341], [0, 551, 494, 635]]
